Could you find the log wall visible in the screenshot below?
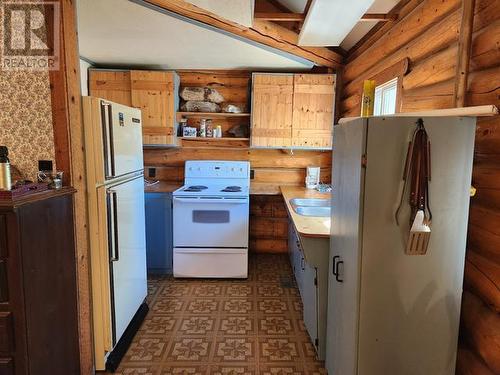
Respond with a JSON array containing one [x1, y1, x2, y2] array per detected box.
[[342, 0, 500, 372]]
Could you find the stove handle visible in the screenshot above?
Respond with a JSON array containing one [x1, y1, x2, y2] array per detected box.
[[173, 197, 248, 204]]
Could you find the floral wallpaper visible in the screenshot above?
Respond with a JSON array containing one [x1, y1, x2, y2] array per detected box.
[[0, 69, 55, 181]]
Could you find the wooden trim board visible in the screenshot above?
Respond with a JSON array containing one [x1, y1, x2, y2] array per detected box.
[[49, 1, 93, 373], [339, 105, 499, 123]]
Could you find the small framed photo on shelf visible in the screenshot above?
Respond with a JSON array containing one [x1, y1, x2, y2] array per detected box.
[[182, 127, 197, 138]]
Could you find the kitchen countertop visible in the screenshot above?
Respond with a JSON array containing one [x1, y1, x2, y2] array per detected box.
[[144, 181, 297, 195], [144, 181, 181, 193], [280, 186, 331, 238]]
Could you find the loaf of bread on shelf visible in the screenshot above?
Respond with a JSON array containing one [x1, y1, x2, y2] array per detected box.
[[180, 87, 225, 104], [181, 100, 221, 113], [221, 103, 244, 113]]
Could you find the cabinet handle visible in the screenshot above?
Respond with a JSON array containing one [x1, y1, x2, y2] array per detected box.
[[332, 255, 340, 275], [335, 260, 344, 283]]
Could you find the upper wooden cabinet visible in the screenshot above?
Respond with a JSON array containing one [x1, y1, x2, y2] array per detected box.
[[251, 73, 336, 149], [88, 70, 132, 106], [89, 69, 179, 145], [292, 74, 336, 148], [251, 74, 294, 148]]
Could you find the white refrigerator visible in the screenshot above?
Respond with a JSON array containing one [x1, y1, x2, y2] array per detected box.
[[326, 115, 476, 375], [83, 97, 148, 371]]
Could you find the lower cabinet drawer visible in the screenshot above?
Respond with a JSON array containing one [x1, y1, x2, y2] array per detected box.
[[0, 357, 14, 374], [0, 313, 14, 354]]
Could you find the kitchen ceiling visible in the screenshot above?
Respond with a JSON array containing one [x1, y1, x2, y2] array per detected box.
[[276, 0, 400, 49], [76, 0, 313, 70]]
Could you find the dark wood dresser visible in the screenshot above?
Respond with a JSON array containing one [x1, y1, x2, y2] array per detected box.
[[0, 188, 80, 375]]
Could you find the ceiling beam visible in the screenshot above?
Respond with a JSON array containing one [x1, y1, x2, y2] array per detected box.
[[254, 12, 305, 21], [360, 13, 398, 22], [142, 0, 343, 68]]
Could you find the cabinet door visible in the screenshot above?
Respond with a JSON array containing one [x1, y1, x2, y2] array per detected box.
[[302, 262, 318, 349], [145, 193, 173, 274], [292, 74, 335, 149], [251, 74, 293, 148], [88, 70, 132, 106], [131, 70, 178, 145]]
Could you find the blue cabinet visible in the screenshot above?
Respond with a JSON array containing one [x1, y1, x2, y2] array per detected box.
[[145, 192, 173, 274]]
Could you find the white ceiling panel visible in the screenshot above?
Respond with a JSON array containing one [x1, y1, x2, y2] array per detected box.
[[340, 0, 400, 50], [76, 0, 313, 70], [185, 0, 254, 27], [298, 0, 376, 46]]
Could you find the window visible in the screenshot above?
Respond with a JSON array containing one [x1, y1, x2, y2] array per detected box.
[[374, 78, 398, 115]]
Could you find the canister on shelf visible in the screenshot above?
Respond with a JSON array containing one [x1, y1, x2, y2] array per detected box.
[[178, 118, 187, 137], [206, 119, 213, 137], [216, 125, 222, 138], [199, 119, 207, 137]]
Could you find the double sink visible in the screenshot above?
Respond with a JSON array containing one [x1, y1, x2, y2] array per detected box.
[[290, 198, 331, 217]]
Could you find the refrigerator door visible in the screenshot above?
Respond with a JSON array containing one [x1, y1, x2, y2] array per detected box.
[[100, 100, 143, 179], [326, 118, 367, 375], [106, 174, 147, 344]]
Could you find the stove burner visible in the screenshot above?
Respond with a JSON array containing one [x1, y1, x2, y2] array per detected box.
[[184, 185, 208, 192], [222, 186, 242, 192]]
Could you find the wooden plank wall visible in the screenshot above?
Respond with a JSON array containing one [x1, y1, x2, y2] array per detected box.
[[144, 70, 332, 253], [342, 0, 499, 372]]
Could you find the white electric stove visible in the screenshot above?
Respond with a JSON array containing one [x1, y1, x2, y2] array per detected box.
[[172, 160, 250, 278]]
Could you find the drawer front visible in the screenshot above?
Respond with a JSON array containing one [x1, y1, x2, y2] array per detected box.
[[0, 357, 14, 374], [0, 313, 14, 354], [0, 215, 6, 259]]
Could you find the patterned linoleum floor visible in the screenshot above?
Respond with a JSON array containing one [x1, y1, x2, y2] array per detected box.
[[110, 254, 327, 375]]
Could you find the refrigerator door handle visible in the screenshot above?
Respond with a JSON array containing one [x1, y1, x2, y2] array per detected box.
[[335, 260, 344, 283], [106, 189, 119, 262], [332, 255, 340, 275], [100, 101, 116, 179]]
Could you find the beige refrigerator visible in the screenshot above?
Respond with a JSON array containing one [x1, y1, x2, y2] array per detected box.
[[83, 96, 148, 371]]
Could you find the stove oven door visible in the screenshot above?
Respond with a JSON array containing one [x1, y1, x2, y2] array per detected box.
[[173, 196, 249, 248]]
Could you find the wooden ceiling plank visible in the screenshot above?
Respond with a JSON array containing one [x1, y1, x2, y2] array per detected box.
[[254, 12, 305, 21], [143, 0, 343, 68], [360, 13, 399, 22]]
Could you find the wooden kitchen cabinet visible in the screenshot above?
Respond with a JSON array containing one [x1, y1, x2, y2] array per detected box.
[[88, 70, 132, 106], [251, 73, 335, 149], [251, 73, 294, 148], [89, 69, 179, 145], [292, 74, 335, 148], [0, 189, 80, 375]]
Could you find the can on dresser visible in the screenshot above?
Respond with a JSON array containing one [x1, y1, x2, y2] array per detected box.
[[0, 146, 11, 191]]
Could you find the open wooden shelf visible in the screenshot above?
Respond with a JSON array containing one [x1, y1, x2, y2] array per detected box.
[[179, 136, 250, 148], [176, 112, 251, 118], [180, 137, 249, 141]]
